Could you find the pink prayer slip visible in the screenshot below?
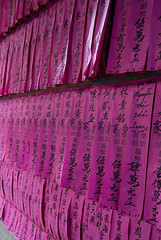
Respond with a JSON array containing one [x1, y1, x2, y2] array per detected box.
[[60, 89, 85, 190], [3, 204, 19, 234], [52, 91, 71, 184], [147, 0, 161, 71], [129, 217, 151, 240], [23, 0, 32, 16], [49, 181, 62, 239], [123, 0, 153, 73], [150, 226, 161, 240], [61, 87, 96, 195], [12, 27, 26, 94], [26, 17, 39, 92], [118, 81, 156, 217], [39, 5, 56, 89], [68, 0, 88, 84], [85, 0, 111, 79], [106, 0, 131, 74], [88, 85, 116, 202], [0, 197, 5, 219], [31, 11, 47, 91], [48, 0, 66, 88], [68, 193, 85, 240], [59, 188, 74, 240], [0, 39, 9, 96], [4, 36, 14, 95], [32, 176, 45, 229], [16, 0, 24, 20], [109, 210, 130, 240], [100, 84, 133, 209], [36, 228, 52, 240], [54, 0, 76, 85], [19, 21, 33, 93], [82, 199, 98, 240], [81, 0, 99, 81], [144, 81, 161, 229], [14, 214, 37, 240]]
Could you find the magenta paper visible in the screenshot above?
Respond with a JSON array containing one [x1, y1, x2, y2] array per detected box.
[[123, 0, 153, 73], [35, 228, 52, 240], [0, 39, 10, 95], [54, 0, 76, 85], [81, 0, 99, 81], [26, 17, 39, 92], [52, 91, 71, 184], [147, 0, 161, 71], [129, 217, 151, 240], [68, 0, 88, 84], [106, 0, 131, 74], [118, 82, 155, 217], [24, 0, 32, 16], [12, 168, 19, 209], [3, 204, 19, 234], [150, 226, 161, 240], [82, 198, 112, 240], [16, 0, 24, 20], [17, 169, 24, 213], [59, 188, 74, 240], [107, 0, 153, 74], [43, 180, 53, 235], [35, 94, 53, 177], [33, 176, 45, 229], [49, 181, 62, 239], [100, 84, 134, 209], [19, 21, 33, 93], [109, 210, 130, 240], [88, 86, 117, 202], [0, 40, 9, 96], [25, 95, 43, 171], [68, 193, 85, 240], [0, 197, 5, 219], [15, 214, 37, 240], [17, 96, 33, 169], [86, 0, 111, 79], [144, 81, 161, 229], [39, 5, 56, 89], [12, 27, 26, 93], [60, 89, 85, 190], [31, 12, 47, 91], [48, 0, 66, 88]]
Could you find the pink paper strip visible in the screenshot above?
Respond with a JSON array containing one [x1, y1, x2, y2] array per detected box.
[[26, 17, 39, 92], [129, 217, 151, 240], [88, 86, 117, 202], [81, 0, 99, 81], [118, 82, 155, 217], [106, 0, 131, 74], [144, 81, 161, 229], [68, 193, 85, 240], [150, 226, 161, 240], [0, 40, 9, 96], [147, 0, 161, 71], [54, 0, 76, 85], [86, 0, 111, 79], [68, 0, 88, 84], [123, 0, 153, 72], [19, 22, 33, 93], [31, 11, 47, 91], [39, 5, 56, 89], [48, 0, 66, 88], [100, 84, 133, 209], [109, 210, 130, 240], [59, 188, 74, 240]]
